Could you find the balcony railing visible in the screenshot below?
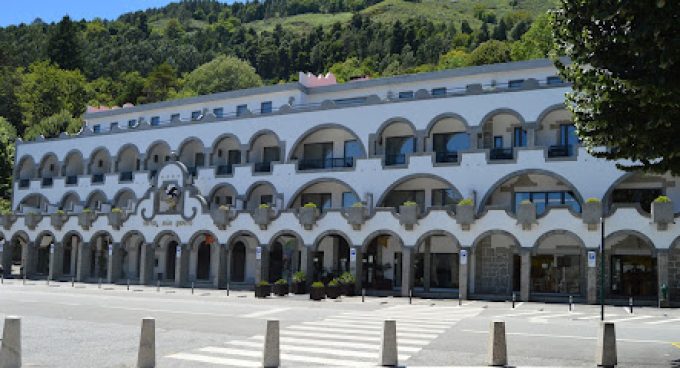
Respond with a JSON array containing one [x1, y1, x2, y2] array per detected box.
[[66, 175, 78, 185], [490, 147, 514, 160], [92, 173, 105, 184], [298, 157, 354, 170], [435, 151, 459, 163], [385, 153, 407, 166], [216, 164, 233, 175], [119, 171, 133, 182], [548, 144, 573, 158], [18, 179, 30, 189], [41, 177, 53, 187], [254, 162, 272, 173]]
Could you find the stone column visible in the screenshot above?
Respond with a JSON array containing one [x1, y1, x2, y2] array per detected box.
[[1, 241, 10, 278], [657, 249, 669, 306], [423, 240, 431, 292], [459, 247, 470, 300], [401, 246, 413, 297], [225, 245, 232, 286], [188, 245, 198, 283], [107, 243, 122, 284], [587, 250, 598, 304], [22, 242, 37, 278], [261, 246, 270, 283], [254, 245, 263, 285], [175, 244, 189, 287], [76, 242, 91, 282], [526, 125, 536, 148], [49, 242, 64, 281], [215, 244, 227, 289], [139, 243, 155, 285], [520, 248, 531, 301], [351, 247, 362, 294], [127, 244, 140, 281]]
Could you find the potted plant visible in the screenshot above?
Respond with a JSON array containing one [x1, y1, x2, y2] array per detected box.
[[299, 202, 319, 230], [516, 200, 537, 230], [325, 278, 342, 299], [582, 198, 602, 228], [255, 281, 271, 298], [339, 271, 356, 296], [211, 205, 235, 230], [273, 278, 289, 296], [0, 211, 17, 230], [651, 195, 674, 230], [50, 210, 69, 230], [399, 201, 419, 230], [455, 198, 475, 230], [292, 271, 307, 294], [107, 207, 126, 230], [310, 281, 325, 301], [24, 211, 42, 230], [346, 202, 367, 230], [78, 208, 96, 230], [252, 203, 273, 230]]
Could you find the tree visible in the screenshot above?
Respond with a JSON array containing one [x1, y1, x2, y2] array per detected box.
[[460, 20, 473, 35], [469, 40, 511, 66], [437, 49, 471, 70], [164, 18, 185, 39], [511, 13, 554, 61], [554, 0, 680, 174], [329, 57, 372, 83], [182, 55, 262, 95], [0, 117, 16, 213], [23, 110, 82, 141], [492, 19, 508, 41], [16, 61, 88, 130], [141, 62, 178, 103], [47, 16, 83, 70], [0, 68, 22, 129], [476, 23, 490, 44], [509, 20, 530, 41]]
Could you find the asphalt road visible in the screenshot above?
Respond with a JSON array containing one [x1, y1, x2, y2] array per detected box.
[[0, 281, 678, 367]]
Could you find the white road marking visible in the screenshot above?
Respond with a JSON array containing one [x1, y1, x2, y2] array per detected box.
[[167, 353, 260, 367], [279, 329, 430, 345], [461, 329, 673, 344], [331, 315, 459, 326], [646, 317, 680, 325], [249, 335, 422, 352], [302, 320, 446, 333], [606, 315, 654, 323], [513, 302, 524, 308], [288, 324, 438, 339], [242, 307, 289, 318], [497, 310, 548, 318], [223, 341, 411, 360]]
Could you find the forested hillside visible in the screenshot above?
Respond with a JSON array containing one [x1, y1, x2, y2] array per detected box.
[[0, 0, 559, 211]]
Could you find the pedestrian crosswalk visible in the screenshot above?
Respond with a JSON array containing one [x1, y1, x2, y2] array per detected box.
[[496, 309, 679, 325], [166, 305, 483, 367]]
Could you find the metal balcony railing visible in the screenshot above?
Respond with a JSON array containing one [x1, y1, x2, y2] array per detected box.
[[119, 171, 133, 182], [548, 144, 573, 158], [66, 176, 78, 185], [18, 179, 30, 188], [216, 164, 233, 175], [92, 173, 105, 184], [253, 162, 272, 173], [385, 154, 407, 166], [298, 157, 354, 170], [41, 177, 53, 187], [435, 151, 459, 163], [490, 147, 514, 160]]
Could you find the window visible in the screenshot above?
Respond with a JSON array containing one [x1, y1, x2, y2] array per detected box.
[[398, 91, 414, 99], [514, 191, 581, 214], [153, 155, 159, 163], [236, 104, 248, 116], [432, 189, 459, 207], [560, 124, 578, 146], [612, 188, 662, 213], [93, 124, 101, 133], [260, 101, 272, 114], [170, 113, 180, 121], [344, 140, 362, 160], [301, 193, 332, 210], [214, 195, 233, 206], [213, 108, 224, 118], [513, 127, 527, 147], [431, 87, 446, 96], [508, 79, 524, 89], [228, 150, 241, 164], [493, 136, 504, 148], [260, 195, 273, 206], [128, 119, 137, 128], [263, 146, 280, 163], [191, 111, 201, 120], [383, 190, 425, 212], [547, 76, 563, 85], [150, 116, 160, 126], [334, 97, 367, 105], [385, 136, 415, 165], [98, 160, 103, 168], [342, 192, 360, 208], [433, 133, 469, 162]]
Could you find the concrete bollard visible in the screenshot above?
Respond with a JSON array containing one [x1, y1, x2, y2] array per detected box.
[[262, 320, 280, 368], [379, 320, 398, 366], [0, 316, 22, 368], [596, 322, 617, 368], [487, 321, 507, 367], [137, 317, 155, 368]]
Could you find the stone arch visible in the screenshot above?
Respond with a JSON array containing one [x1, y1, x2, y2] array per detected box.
[[153, 230, 181, 248], [361, 230, 405, 252], [375, 117, 418, 140], [121, 230, 146, 249], [604, 230, 658, 298], [287, 123, 367, 162], [415, 230, 461, 253], [85, 190, 108, 210], [313, 230, 353, 251], [286, 177, 360, 209], [226, 230, 261, 250], [61, 231, 83, 246], [38, 153, 59, 179], [478, 108, 527, 127], [531, 229, 586, 252], [247, 129, 284, 167], [62, 150, 84, 177], [145, 140, 172, 172], [376, 173, 463, 209], [113, 189, 136, 210], [535, 103, 568, 126], [188, 230, 219, 251], [88, 147, 113, 175], [177, 137, 206, 173], [15, 155, 36, 179], [58, 191, 80, 211], [426, 113, 471, 134], [207, 183, 239, 209], [244, 181, 279, 209], [211, 133, 242, 167], [18, 193, 50, 212], [267, 230, 304, 250], [605, 230, 656, 254], [471, 229, 521, 251], [247, 129, 282, 150], [115, 144, 140, 173]]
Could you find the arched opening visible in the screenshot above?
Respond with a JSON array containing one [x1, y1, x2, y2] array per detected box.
[[427, 115, 469, 163], [481, 171, 582, 215], [113, 189, 136, 210], [209, 184, 237, 210], [2, 233, 29, 278], [16, 156, 36, 188], [478, 110, 525, 160], [90, 232, 112, 280], [268, 233, 303, 283], [376, 119, 416, 166], [228, 232, 259, 286], [62, 151, 84, 185], [289, 179, 359, 210], [178, 138, 205, 177], [362, 232, 403, 293], [38, 154, 59, 187], [60, 193, 81, 211], [165, 241, 178, 281], [313, 234, 350, 283], [35, 232, 55, 277], [190, 232, 216, 282], [245, 182, 277, 210], [88, 148, 112, 184], [414, 232, 460, 294], [531, 231, 585, 296], [231, 242, 247, 283], [116, 145, 140, 182], [379, 175, 462, 212], [606, 232, 657, 299], [290, 126, 365, 170], [536, 107, 578, 158], [212, 135, 241, 175], [145, 142, 171, 177], [473, 232, 521, 297], [121, 232, 145, 281], [61, 233, 82, 279], [605, 172, 676, 214], [85, 191, 107, 211], [197, 242, 211, 280], [18, 194, 49, 213], [248, 131, 282, 173]]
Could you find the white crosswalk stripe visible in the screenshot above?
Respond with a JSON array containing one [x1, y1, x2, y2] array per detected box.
[[166, 305, 483, 366]]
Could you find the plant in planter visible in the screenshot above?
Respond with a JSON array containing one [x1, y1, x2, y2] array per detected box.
[[346, 201, 367, 230], [0, 211, 17, 230], [252, 203, 273, 230], [78, 208, 96, 230], [299, 202, 320, 230], [107, 207, 126, 230], [582, 198, 602, 229], [50, 210, 70, 230], [292, 271, 307, 294], [652, 195, 674, 230], [455, 198, 475, 230], [273, 278, 289, 296], [339, 271, 356, 296], [516, 200, 537, 230], [398, 201, 419, 230], [310, 281, 326, 301], [255, 281, 271, 298], [211, 205, 235, 230], [24, 211, 42, 230], [325, 278, 342, 299]]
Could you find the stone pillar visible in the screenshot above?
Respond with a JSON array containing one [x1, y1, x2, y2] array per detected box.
[[188, 245, 198, 282], [215, 244, 227, 289], [526, 125, 536, 148], [49, 242, 64, 281], [468, 245, 476, 295], [225, 245, 232, 286], [401, 247, 413, 297], [261, 246, 270, 283], [69, 240, 78, 278], [254, 245, 263, 285], [423, 240, 431, 292], [1, 241, 11, 278], [76, 242, 91, 282], [139, 243, 154, 285], [459, 247, 470, 300], [107, 243, 122, 284], [351, 247, 362, 293], [175, 244, 189, 287], [657, 249, 669, 306], [587, 250, 598, 304], [520, 248, 531, 301], [22, 242, 36, 278], [127, 244, 140, 281]]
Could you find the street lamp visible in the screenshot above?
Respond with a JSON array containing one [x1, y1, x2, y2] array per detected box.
[[600, 216, 605, 321]]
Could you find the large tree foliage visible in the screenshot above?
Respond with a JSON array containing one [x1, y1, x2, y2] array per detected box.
[[511, 13, 553, 61], [0, 117, 16, 213], [554, 0, 680, 174], [23, 110, 82, 141], [182, 55, 263, 95], [47, 16, 83, 70]]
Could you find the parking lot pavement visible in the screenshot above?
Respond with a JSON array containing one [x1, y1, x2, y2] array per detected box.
[[0, 282, 678, 367]]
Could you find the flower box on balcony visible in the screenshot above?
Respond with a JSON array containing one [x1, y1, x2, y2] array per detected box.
[[517, 201, 537, 230], [252, 205, 273, 230], [346, 204, 367, 230], [652, 197, 674, 230], [299, 205, 319, 230], [24, 212, 43, 230], [582, 199, 602, 230], [455, 199, 475, 230], [211, 206, 235, 230], [50, 212, 70, 230], [398, 203, 418, 230], [0, 213, 17, 230], [78, 210, 96, 230], [107, 209, 126, 230]]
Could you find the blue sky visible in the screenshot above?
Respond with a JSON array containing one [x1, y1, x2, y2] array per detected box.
[[0, 0, 214, 27]]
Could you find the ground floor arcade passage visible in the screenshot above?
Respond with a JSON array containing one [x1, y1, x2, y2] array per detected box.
[[0, 230, 677, 303]]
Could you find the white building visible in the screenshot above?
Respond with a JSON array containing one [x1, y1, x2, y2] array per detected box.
[[2, 59, 679, 305]]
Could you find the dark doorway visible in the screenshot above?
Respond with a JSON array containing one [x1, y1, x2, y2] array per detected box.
[[197, 242, 211, 280], [269, 242, 283, 282], [610, 255, 657, 298], [512, 254, 521, 292], [166, 241, 177, 280], [63, 243, 72, 274], [37, 246, 50, 275], [231, 242, 246, 282]]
